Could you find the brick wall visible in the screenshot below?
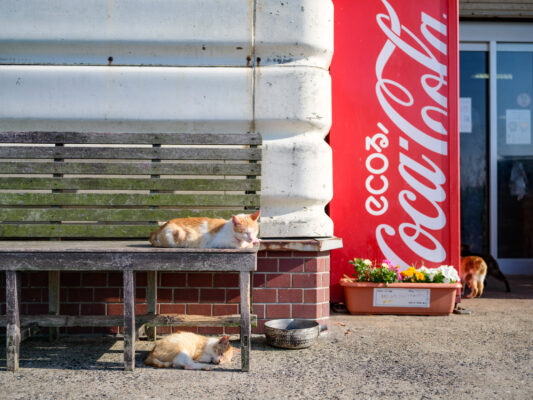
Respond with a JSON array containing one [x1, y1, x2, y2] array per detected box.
[[0, 249, 331, 335]]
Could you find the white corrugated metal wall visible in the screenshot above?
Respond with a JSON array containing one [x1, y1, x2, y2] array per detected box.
[[0, 0, 334, 238]]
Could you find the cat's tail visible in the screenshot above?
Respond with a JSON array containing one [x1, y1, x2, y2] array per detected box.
[[149, 229, 160, 247], [144, 353, 172, 368]]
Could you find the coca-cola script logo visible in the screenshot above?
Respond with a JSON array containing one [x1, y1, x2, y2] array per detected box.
[[365, 0, 450, 269]]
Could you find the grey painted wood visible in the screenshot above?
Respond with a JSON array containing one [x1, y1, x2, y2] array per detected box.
[[0, 146, 262, 161], [0, 314, 258, 328], [6, 271, 21, 371], [0, 162, 261, 176], [0, 251, 257, 272], [48, 271, 60, 342], [123, 270, 136, 371], [240, 271, 251, 372], [0, 132, 261, 145], [0, 177, 261, 192], [146, 271, 157, 341]]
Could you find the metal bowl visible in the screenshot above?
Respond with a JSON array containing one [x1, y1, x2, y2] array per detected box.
[[264, 319, 320, 349]]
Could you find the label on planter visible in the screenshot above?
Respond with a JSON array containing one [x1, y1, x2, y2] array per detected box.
[[373, 288, 430, 308]]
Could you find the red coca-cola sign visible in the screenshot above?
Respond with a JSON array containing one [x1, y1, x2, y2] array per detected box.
[[329, 0, 459, 302]]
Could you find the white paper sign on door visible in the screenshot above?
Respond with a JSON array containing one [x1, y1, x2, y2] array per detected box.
[[506, 109, 531, 145], [460, 97, 472, 133]]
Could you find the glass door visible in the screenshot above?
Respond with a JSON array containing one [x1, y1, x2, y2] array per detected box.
[[496, 45, 533, 267]]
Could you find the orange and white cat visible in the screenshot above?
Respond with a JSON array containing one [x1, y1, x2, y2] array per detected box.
[[460, 255, 488, 298], [149, 211, 260, 249], [144, 332, 239, 370]]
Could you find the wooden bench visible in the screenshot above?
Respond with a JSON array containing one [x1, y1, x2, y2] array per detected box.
[[0, 131, 261, 371]]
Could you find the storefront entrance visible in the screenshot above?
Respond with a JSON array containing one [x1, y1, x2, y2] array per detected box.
[[460, 22, 533, 274]]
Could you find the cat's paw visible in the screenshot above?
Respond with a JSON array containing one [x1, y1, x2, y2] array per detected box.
[[201, 366, 212, 371]]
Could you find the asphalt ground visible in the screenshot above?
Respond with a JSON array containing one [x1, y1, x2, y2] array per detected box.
[[1, 275, 532, 399]]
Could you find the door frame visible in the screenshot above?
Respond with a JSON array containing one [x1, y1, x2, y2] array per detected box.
[[460, 22, 533, 274]]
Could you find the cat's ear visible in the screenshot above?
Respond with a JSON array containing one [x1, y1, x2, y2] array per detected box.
[[232, 215, 242, 226], [251, 210, 260, 221], [219, 335, 230, 346]]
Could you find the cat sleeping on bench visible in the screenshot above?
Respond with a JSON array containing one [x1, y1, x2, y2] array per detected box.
[[149, 211, 260, 249]]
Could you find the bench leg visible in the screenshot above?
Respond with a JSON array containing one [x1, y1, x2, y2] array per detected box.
[[6, 271, 21, 371], [123, 270, 136, 371], [48, 271, 60, 342], [239, 271, 251, 372], [145, 271, 157, 341]]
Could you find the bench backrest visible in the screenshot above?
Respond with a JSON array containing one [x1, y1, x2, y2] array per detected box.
[[0, 132, 261, 240]]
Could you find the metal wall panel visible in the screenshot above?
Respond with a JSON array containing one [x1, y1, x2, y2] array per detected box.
[[0, 0, 334, 238]]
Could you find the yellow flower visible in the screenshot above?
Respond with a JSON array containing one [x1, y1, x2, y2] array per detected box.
[[415, 272, 425, 281]]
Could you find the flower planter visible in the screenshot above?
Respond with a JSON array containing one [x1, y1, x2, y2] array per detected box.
[[339, 279, 461, 316]]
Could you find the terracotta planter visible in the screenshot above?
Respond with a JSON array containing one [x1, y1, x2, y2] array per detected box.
[[339, 279, 461, 316]]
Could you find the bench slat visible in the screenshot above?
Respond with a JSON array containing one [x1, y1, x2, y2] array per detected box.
[[0, 177, 261, 191], [0, 147, 262, 161], [0, 314, 258, 328], [0, 162, 261, 176], [0, 193, 259, 207], [0, 132, 261, 145], [0, 208, 249, 222]]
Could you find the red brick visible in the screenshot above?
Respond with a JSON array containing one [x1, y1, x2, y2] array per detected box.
[[187, 303, 212, 316], [68, 288, 93, 302], [279, 258, 304, 273], [257, 258, 278, 272], [60, 303, 80, 315], [82, 273, 107, 287], [30, 271, 48, 286], [253, 304, 265, 319], [157, 288, 173, 302], [253, 274, 266, 288], [81, 304, 106, 315], [22, 288, 42, 302], [21, 272, 30, 287], [258, 250, 267, 258], [188, 273, 213, 287], [305, 258, 327, 273], [322, 287, 330, 303], [160, 272, 186, 287], [198, 327, 224, 335], [173, 326, 197, 334], [135, 272, 147, 287], [174, 288, 199, 302], [107, 304, 123, 316], [108, 272, 122, 286], [61, 272, 81, 287], [252, 319, 267, 334], [304, 289, 322, 303], [200, 289, 226, 303], [60, 288, 68, 302], [322, 303, 329, 318], [324, 257, 331, 272], [278, 289, 303, 303], [292, 304, 321, 319], [266, 304, 291, 319], [213, 304, 239, 316], [136, 288, 146, 302], [267, 251, 292, 258], [266, 274, 291, 288], [213, 273, 239, 288], [225, 326, 240, 335], [27, 303, 48, 314], [292, 273, 320, 288], [322, 272, 330, 288], [297, 251, 329, 257], [157, 327, 172, 335], [94, 288, 120, 303], [160, 304, 186, 314], [135, 304, 148, 315], [253, 288, 277, 303], [226, 289, 240, 303]]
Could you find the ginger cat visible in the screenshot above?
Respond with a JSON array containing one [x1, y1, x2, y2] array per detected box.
[[460, 256, 488, 298], [149, 211, 260, 249], [144, 332, 239, 370]]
